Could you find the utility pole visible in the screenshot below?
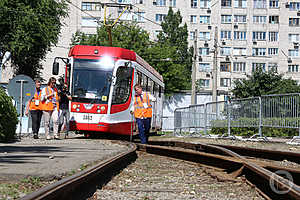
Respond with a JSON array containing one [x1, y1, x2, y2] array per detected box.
[[212, 26, 218, 103], [191, 29, 197, 105]]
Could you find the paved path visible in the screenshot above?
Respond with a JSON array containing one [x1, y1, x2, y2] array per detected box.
[[0, 134, 130, 182]]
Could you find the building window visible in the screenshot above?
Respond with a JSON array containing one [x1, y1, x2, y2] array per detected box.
[[289, 18, 300, 27], [221, 0, 232, 7], [253, 16, 266, 23], [252, 63, 266, 71], [253, 0, 267, 8], [269, 16, 279, 24], [190, 15, 197, 23], [157, 0, 166, 6], [199, 48, 210, 56], [288, 49, 299, 57], [268, 48, 278, 55], [133, 12, 145, 22], [199, 63, 211, 72], [199, 79, 210, 87], [253, 31, 266, 40], [269, 32, 278, 42], [288, 65, 299, 72], [199, 32, 210, 40], [82, 2, 101, 11], [220, 78, 231, 87], [268, 63, 278, 72], [220, 47, 231, 56], [289, 34, 300, 42], [233, 0, 247, 8], [82, 2, 92, 10], [221, 15, 232, 23], [233, 48, 246, 56], [269, 0, 279, 8], [234, 31, 247, 40], [289, 2, 300, 11], [191, 0, 198, 8], [221, 31, 231, 40], [199, 16, 211, 24], [169, 0, 176, 7], [220, 62, 231, 72], [190, 31, 196, 40], [200, 0, 211, 8], [234, 15, 247, 23], [155, 14, 166, 22], [233, 62, 246, 72], [252, 48, 266, 56]]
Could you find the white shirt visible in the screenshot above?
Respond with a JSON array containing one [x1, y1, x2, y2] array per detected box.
[[41, 86, 58, 108]]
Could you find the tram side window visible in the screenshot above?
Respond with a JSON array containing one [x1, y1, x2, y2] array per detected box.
[[154, 83, 159, 96], [159, 85, 162, 97], [112, 67, 133, 104], [148, 79, 154, 93], [141, 74, 147, 90], [136, 71, 142, 85]]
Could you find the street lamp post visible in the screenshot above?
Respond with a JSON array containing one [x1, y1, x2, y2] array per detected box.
[[212, 26, 218, 103], [191, 29, 197, 105]]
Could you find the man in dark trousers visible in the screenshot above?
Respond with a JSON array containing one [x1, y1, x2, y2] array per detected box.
[[130, 84, 156, 144], [58, 83, 72, 138], [25, 79, 42, 139]]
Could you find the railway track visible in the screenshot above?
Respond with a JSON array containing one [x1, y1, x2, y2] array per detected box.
[[20, 140, 300, 200]]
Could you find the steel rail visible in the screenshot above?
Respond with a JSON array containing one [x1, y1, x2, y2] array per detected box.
[[19, 140, 300, 200], [138, 141, 300, 200], [20, 143, 137, 200], [149, 140, 300, 164]]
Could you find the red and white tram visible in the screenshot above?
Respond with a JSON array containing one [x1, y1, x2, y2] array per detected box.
[[53, 45, 164, 136]]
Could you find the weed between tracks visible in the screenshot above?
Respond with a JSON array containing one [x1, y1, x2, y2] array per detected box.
[[0, 177, 48, 199]]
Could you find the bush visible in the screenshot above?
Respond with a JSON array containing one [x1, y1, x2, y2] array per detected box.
[[0, 88, 18, 141]]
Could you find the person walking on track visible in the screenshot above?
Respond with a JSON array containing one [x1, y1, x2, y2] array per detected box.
[[130, 84, 156, 144], [25, 79, 43, 139], [58, 83, 72, 138], [41, 77, 60, 140]]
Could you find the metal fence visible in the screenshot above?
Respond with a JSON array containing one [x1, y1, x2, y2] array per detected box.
[[174, 93, 300, 143]]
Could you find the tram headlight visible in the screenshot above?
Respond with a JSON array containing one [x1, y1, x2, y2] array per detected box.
[[99, 56, 114, 68], [100, 106, 106, 111], [76, 108, 80, 112], [97, 110, 101, 113], [73, 104, 77, 109]]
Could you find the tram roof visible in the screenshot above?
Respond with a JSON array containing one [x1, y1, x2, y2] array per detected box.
[[69, 45, 163, 83]]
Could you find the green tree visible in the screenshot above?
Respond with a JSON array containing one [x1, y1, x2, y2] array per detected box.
[[231, 67, 300, 98], [150, 7, 193, 94], [71, 21, 151, 58], [0, 0, 68, 79]]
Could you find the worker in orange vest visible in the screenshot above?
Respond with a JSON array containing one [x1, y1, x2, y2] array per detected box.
[[130, 84, 156, 144], [25, 79, 42, 139], [41, 77, 60, 140]]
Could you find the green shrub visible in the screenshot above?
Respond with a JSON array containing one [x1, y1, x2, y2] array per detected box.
[[0, 88, 18, 141]]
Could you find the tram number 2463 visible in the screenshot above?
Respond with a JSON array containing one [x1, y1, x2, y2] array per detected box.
[[83, 115, 92, 121]]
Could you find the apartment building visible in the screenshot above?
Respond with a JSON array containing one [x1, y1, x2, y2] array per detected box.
[[3, 0, 300, 96]]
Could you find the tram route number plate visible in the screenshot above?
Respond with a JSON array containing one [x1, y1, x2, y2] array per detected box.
[[83, 115, 92, 120]]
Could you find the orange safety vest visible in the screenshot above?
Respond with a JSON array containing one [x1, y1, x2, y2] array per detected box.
[[41, 86, 59, 111], [134, 92, 152, 118], [29, 89, 42, 110]]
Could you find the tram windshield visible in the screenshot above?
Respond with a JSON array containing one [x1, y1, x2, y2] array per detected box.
[[71, 58, 114, 104]]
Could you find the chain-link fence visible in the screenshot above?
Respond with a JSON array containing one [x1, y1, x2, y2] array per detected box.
[[174, 93, 300, 143]]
